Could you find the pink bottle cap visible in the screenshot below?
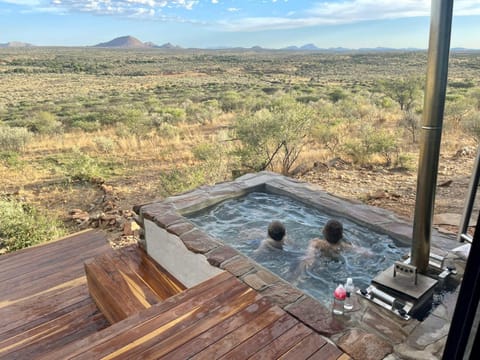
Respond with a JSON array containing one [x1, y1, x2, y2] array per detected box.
[[334, 284, 346, 300]]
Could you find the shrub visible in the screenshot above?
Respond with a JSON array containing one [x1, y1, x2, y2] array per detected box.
[[60, 150, 105, 183], [0, 126, 32, 152], [343, 127, 398, 166], [0, 151, 22, 168], [0, 198, 66, 252], [71, 120, 101, 132], [158, 167, 206, 196], [29, 111, 62, 134], [462, 112, 480, 141], [233, 96, 314, 174], [93, 136, 116, 153], [192, 143, 217, 161]]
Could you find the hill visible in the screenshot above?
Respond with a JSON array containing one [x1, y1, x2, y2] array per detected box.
[[94, 36, 153, 48], [0, 41, 34, 48]]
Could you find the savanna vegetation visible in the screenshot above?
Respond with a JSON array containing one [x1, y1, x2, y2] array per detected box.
[[1, 47, 479, 252]]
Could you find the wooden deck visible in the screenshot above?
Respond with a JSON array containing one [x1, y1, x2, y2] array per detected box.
[[0, 230, 110, 359], [0, 230, 350, 359], [43, 270, 347, 359]]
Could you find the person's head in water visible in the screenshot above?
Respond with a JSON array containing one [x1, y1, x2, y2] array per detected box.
[[268, 221, 286, 242], [323, 219, 343, 244]]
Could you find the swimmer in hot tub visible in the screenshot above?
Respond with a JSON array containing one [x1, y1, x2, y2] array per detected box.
[[303, 219, 372, 265], [306, 219, 350, 256], [255, 220, 287, 252]]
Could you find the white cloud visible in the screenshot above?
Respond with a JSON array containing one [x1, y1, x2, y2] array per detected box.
[[2, 0, 479, 27], [34, 0, 200, 17], [219, 0, 480, 32], [1, 0, 40, 5]]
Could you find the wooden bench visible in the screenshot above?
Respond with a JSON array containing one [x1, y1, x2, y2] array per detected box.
[[85, 245, 186, 324]]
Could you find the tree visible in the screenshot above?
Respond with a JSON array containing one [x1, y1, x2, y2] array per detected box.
[[233, 96, 314, 174], [398, 110, 421, 143], [380, 77, 423, 112]]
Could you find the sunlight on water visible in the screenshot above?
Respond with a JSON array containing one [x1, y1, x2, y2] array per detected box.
[[187, 192, 408, 306]]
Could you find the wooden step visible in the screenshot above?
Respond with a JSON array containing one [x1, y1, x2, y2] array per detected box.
[[85, 245, 186, 324]]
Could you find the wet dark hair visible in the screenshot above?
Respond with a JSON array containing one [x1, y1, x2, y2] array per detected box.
[[323, 219, 343, 244], [268, 221, 286, 242]]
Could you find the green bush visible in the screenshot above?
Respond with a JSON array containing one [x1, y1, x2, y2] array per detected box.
[[93, 136, 116, 153], [46, 149, 107, 183], [192, 143, 218, 161], [0, 126, 32, 152], [0, 151, 23, 168], [462, 112, 480, 141], [71, 120, 101, 132], [0, 198, 66, 252], [29, 111, 62, 134], [233, 96, 314, 174], [158, 167, 206, 196], [343, 127, 398, 166]]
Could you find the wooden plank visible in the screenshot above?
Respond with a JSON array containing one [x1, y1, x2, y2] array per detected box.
[[278, 333, 328, 360], [0, 239, 108, 289], [0, 230, 108, 278], [248, 322, 313, 360], [336, 354, 352, 360], [85, 262, 127, 324], [0, 279, 89, 337], [1, 264, 90, 308], [41, 271, 234, 360], [0, 244, 108, 299], [117, 246, 185, 297], [0, 299, 107, 359], [307, 343, 344, 360], [97, 251, 163, 307], [0, 229, 102, 265], [159, 296, 271, 360], [190, 305, 285, 360], [85, 257, 152, 323], [81, 277, 253, 360], [219, 313, 299, 359]]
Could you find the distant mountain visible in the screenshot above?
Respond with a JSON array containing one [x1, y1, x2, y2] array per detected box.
[[451, 47, 480, 53], [157, 42, 182, 49], [282, 45, 300, 51], [93, 36, 183, 49], [0, 41, 34, 48], [94, 36, 150, 48], [300, 43, 320, 50], [281, 44, 324, 51]]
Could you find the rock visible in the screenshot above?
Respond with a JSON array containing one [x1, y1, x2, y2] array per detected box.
[[123, 220, 141, 236], [337, 328, 393, 360], [367, 191, 388, 200], [290, 163, 310, 176], [453, 147, 475, 159], [68, 209, 89, 222], [438, 180, 453, 187]]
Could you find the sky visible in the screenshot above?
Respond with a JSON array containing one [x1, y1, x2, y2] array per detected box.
[[1, 0, 479, 49]]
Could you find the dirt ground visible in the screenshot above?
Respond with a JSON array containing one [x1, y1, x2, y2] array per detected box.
[[295, 146, 479, 238]]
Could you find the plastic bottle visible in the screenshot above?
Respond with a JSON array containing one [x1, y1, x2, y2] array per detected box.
[[344, 278, 354, 311], [332, 284, 346, 315]]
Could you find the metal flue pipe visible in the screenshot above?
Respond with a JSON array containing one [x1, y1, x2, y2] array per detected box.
[[411, 0, 454, 273]]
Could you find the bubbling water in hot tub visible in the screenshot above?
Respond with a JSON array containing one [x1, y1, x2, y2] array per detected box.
[[187, 191, 407, 306]]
